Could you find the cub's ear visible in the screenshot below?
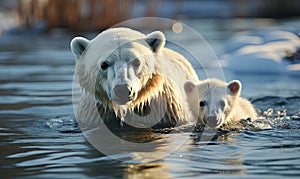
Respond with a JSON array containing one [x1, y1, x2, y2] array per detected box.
[[70, 37, 90, 60], [228, 80, 242, 96], [184, 81, 196, 95], [145, 31, 166, 53]]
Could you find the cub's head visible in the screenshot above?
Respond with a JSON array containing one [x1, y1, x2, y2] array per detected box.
[[184, 78, 242, 128], [70, 28, 166, 105]]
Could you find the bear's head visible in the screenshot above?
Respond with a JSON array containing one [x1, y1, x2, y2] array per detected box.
[[184, 78, 242, 128], [71, 28, 166, 107]]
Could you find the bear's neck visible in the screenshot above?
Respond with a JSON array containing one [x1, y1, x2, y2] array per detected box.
[[130, 74, 164, 107], [129, 74, 182, 120]]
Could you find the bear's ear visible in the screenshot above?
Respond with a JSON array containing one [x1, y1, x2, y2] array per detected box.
[[184, 81, 196, 95], [227, 80, 242, 96], [70, 37, 90, 60], [145, 31, 166, 53]]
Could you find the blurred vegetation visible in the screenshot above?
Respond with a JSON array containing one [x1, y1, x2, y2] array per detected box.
[[18, 0, 135, 30], [2, 0, 299, 31]]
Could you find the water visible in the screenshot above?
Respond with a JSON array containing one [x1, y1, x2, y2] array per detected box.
[[1, 19, 300, 178]]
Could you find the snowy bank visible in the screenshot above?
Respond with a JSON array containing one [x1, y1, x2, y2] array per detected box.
[[221, 29, 300, 76]]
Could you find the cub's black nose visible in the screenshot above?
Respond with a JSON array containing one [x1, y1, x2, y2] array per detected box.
[[206, 116, 219, 128]]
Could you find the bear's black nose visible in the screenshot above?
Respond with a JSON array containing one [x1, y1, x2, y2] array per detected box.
[[113, 85, 131, 99]]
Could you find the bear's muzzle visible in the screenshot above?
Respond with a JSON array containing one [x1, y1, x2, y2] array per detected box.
[[112, 84, 132, 105]]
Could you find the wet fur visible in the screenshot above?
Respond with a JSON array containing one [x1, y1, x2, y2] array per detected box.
[[72, 28, 198, 129]]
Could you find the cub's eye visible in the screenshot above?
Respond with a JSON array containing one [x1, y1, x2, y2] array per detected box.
[[199, 100, 207, 107], [101, 62, 109, 70], [219, 100, 226, 108], [132, 59, 140, 67]]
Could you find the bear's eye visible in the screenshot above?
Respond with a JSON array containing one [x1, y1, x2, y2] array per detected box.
[[132, 59, 141, 67], [101, 62, 109, 70], [199, 100, 207, 107]]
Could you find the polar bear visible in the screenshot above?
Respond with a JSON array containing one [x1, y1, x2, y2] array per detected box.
[[71, 27, 198, 129], [184, 78, 257, 129]]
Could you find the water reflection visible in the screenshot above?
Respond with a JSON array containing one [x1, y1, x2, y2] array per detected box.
[[84, 125, 191, 163], [125, 163, 172, 179], [188, 132, 246, 175]]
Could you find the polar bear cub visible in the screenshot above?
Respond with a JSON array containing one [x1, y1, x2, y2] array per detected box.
[[184, 78, 257, 129]]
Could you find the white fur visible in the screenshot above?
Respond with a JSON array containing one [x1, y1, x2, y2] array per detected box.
[[184, 78, 257, 129], [71, 28, 198, 128]]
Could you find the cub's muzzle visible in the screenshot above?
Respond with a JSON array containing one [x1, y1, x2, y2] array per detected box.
[[204, 116, 221, 128]]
